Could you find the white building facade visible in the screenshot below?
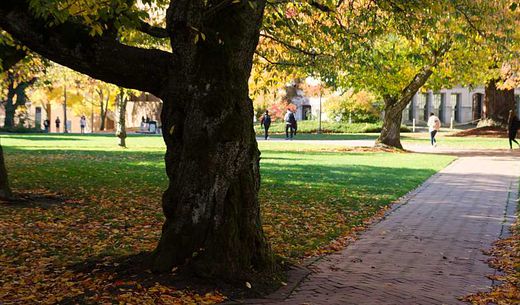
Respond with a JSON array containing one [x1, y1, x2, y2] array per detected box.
[[402, 86, 520, 126]]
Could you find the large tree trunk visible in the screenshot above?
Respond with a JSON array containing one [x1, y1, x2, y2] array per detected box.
[[0, 0, 276, 282], [376, 97, 404, 149], [0, 144, 12, 200], [115, 90, 127, 147], [479, 79, 515, 127], [152, 0, 275, 281]]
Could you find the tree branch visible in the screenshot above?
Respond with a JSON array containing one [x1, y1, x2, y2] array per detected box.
[[0, 41, 26, 71], [0, 1, 171, 96], [254, 51, 304, 67], [308, 1, 333, 13], [137, 19, 169, 38], [260, 33, 320, 57]]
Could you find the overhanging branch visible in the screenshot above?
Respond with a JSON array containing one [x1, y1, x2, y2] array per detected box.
[[137, 19, 169, 38], [0, 0, 171, 96]]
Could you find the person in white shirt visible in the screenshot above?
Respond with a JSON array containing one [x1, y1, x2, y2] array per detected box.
[[284, 109, 296, 140], [427, 112, 441, 146], [80, 115, 87, 134]]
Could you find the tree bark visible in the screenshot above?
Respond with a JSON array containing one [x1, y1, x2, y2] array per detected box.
[[4, 98, 15, 128], [376, 97, 404, 149], [376, 63, 436, 148], [0, 0, 277, 281], [151, 0, 275, 280], [116, 90, 127, 147], [479, 79, 515, 127], [3, 74, 35, 128], [0, 144, 12, 200]]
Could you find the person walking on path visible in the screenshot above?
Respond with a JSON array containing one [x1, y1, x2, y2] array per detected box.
[[284, 109, 296, 140], [80, 115, 87, 134], [507, 110, 520, 149], [55, 117, 61, 133], [43, 119, 50, 133], [427, 112, 441, 146], [260, 110, 271, 140]]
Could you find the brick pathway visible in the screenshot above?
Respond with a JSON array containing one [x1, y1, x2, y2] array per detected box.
[[245, 153, 520, 305]]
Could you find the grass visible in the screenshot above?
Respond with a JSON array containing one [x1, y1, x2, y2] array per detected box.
[[400, 132, 508, 149], [255, 120, 410, 134], [254, 130, 510, 150], [0, 133, 455, 303]]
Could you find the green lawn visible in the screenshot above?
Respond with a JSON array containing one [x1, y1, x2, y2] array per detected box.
[[257, 131, 509, 150], [0, 133, 454, 259], [0, 133, 454, 303]]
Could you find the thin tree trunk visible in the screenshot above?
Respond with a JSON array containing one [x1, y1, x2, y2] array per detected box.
[[98, 90, 106, 131], [116, 89, 127, 147], [152, 0, 276, 280], [0, 144, 12, 200], [63, 86, 68, 133], [479, 79, 515, 127]]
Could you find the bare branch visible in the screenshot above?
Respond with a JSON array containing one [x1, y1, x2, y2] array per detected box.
[[255, 51, 304, 67], [260, 33, 320, 57]]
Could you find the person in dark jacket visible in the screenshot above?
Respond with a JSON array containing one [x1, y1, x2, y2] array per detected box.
[[508, 110, 520, 149], [260, 110, 271, 140], [55, 117, 61, 133]]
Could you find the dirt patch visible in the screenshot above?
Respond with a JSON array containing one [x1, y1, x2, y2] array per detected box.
[[312, 147, 405, 153], [449, 126, 508, 138]]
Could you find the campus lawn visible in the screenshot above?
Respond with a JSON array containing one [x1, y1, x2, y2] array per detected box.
[[259, 131, 509, 149], [0, 134, 454, 303]]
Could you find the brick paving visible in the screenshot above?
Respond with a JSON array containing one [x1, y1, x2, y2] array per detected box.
[[247, 153, 520, 305]]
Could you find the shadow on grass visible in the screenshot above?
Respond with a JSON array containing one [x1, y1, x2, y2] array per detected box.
[[58, 251, 275, 305]]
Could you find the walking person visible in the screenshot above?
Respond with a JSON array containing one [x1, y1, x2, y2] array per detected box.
[[284, 109, 296, 140], [260, 110, 271, 140], [43, 119, 50, 133], [507, 110, 520, 149], [80, 115, 87, 134], [427, 112, 441, 147], [55, 117, 61, 133]]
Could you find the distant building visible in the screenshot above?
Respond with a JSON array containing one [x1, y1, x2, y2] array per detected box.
[[403, 86, 520, 125], [0, 92, 163, 133]]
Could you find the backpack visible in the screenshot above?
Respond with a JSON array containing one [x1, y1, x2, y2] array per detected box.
[[288, 112, 296, 124], [263, 114, 271, 126]]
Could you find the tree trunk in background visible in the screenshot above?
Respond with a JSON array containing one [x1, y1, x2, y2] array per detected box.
[[3, 79, 16, 128], [479, 79, 515, 127], [100, 98, 108, 131], [116, 90, 127, 147], [0, 145, 12, 200], [63, 86, 68, 133], [152, 0, 276, 281], [376, 97, 404, 149]]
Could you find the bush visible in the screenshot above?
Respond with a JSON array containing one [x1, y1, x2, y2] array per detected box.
[[0, 126, 44, 133], [325, 90, 383, 123]]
